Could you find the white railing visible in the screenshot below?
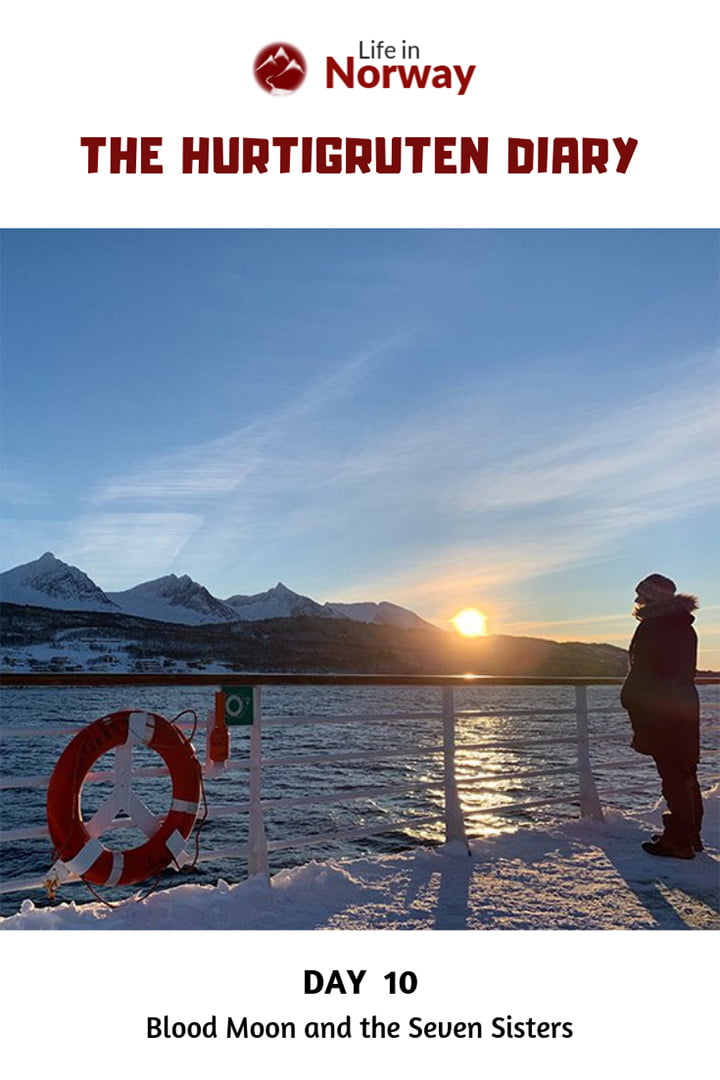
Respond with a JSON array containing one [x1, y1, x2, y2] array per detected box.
[[1, 673, 717, 899]]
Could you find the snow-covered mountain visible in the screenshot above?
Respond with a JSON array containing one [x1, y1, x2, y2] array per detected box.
[[108, 575, 239, 626], [0, 554, 432, 630], [225, 582, 329, 621], [323, 600, 431, 630], [0, 552, 120, 612]]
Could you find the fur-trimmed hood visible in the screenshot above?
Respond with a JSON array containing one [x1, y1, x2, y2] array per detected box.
[[633, 593, 698, 621]]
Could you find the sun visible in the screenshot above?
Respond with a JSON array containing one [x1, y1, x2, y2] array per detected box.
[[452, 608, 488, 637]]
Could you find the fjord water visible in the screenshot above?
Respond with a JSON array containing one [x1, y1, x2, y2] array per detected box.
[[1, 684, 717, 916]]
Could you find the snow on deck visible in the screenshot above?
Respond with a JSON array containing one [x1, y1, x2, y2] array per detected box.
[[2, 789, 718, 931]]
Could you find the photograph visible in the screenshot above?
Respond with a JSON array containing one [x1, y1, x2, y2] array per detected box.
[[1, 227, 717, 931]]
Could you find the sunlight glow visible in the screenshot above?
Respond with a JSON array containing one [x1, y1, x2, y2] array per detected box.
[[452, 608, 488, 637]]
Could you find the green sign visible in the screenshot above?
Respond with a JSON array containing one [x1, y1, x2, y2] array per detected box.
[[222, 686, 255, 726]]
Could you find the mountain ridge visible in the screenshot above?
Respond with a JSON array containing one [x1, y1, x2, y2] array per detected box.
[[0, 600, 631, 677], [0, 553, 432, 631], [3, 553, 673, 678]]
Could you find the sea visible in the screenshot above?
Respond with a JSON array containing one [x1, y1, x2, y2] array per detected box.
[[1, 683, 718, 917]]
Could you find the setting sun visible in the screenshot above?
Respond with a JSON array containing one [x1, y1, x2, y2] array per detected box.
[[451, 608, 488, 637]]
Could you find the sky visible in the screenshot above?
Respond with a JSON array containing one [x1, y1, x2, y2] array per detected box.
[[1, 229, 718, 664]]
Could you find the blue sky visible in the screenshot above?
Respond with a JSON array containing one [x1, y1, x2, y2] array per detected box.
[[1, 229, 718, 663]]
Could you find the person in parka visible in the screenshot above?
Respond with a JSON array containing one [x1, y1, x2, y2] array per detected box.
[[620, 573, 702, 859]]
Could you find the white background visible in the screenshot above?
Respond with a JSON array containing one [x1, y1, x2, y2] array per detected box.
[[1, 1, 717, 1074], [3, 930, 716, 1076], [1, 0, 718, 226]]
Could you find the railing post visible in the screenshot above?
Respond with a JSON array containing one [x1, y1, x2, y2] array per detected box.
[[247, 686, 270, 880], [442, 687, 468, 847], [574, 684, 604, 821]]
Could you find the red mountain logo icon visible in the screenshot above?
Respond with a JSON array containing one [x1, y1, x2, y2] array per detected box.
[[254, 43, 307, 95]]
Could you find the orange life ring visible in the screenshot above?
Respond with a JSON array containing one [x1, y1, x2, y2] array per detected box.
[[47, 710, 201, 887]]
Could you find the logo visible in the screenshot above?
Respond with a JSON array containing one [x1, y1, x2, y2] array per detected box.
[[254, 43, 307, 95], [221, 687, 255, 726]]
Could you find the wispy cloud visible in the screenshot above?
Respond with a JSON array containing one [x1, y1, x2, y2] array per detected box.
[[334, 496, 709, 616], [90, 338, 403, 506], [65, 513, 203, 588], [459, 380, 718, 513], [63, 347, 718, 603], [0, 475, 51, 507], [288, 361, 718, 607]]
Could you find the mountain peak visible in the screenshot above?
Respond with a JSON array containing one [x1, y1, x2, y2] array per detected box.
[[224, 582, 327, 621], [163, 573, 192, 587], [325, 599, 434, 630], [0, 552, 118, 612], [108, 573, 238, 625]]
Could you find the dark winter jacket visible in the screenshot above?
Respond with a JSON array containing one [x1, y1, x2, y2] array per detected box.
[[620, 595, 700, 762]]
